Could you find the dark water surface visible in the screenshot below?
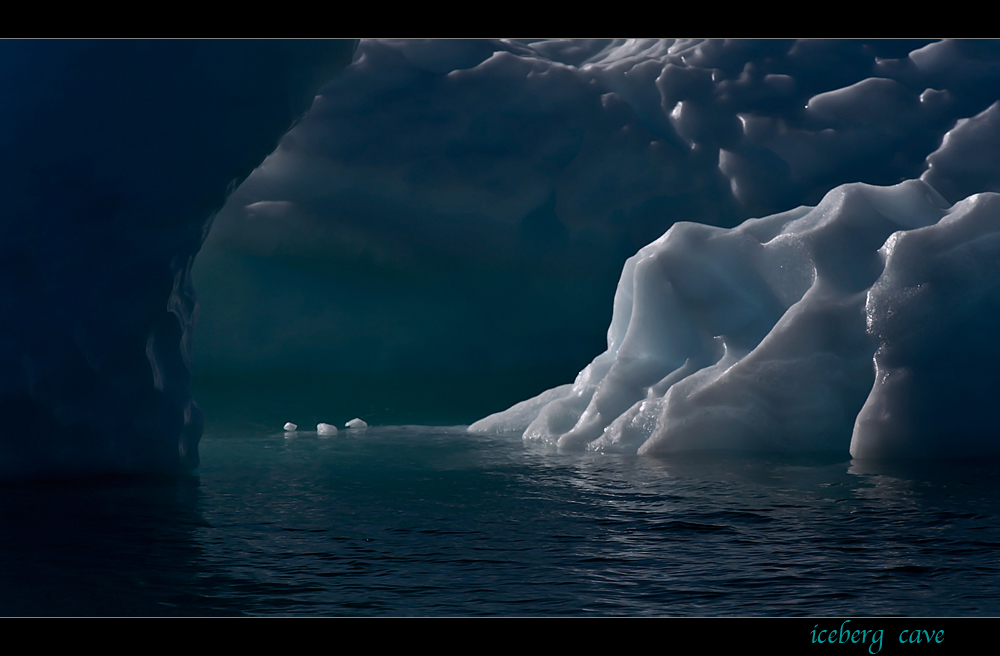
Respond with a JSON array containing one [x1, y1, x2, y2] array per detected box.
[[3, 424, 1000, 616]]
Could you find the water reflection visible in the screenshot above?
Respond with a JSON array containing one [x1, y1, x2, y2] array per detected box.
[[0, 474, 213, 616], [2, 427, 1000, 615]]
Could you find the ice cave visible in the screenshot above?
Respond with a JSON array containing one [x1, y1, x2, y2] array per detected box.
[[6, 38, 1000, 480]]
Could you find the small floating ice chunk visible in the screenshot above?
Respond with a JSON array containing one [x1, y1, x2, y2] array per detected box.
[[283, 422, 297, 431], [317, 423, 338, 436], [346, 418, 368, 429]]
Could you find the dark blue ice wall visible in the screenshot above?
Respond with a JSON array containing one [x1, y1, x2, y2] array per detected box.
[[0, 40, 356, 480]]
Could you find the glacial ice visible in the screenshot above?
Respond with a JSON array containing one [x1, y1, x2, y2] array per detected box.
[[7, 39, 1000, 480], [317, 423, 338, 435], [470, 179, 1000, 458], [196, 38, 1000, 434], [284, 422, 298, 432], [346, 418, 368, 429]]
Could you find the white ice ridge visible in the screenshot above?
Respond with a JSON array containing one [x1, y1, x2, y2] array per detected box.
[[470, 179, 1000, 459], [346, 418, 368, 429]]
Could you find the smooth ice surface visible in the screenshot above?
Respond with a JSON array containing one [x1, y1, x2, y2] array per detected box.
[[284, 422, 298, 432], [472, 180, 1000, 459]]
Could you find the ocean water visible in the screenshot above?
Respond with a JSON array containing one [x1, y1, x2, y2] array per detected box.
[[2, 423, 1000, 617]]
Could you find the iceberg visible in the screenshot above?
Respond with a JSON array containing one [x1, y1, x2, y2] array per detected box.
[[195, 38, 1000, 429], [7, 39, 1000, 479], [471, 179, 1000, 459]]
